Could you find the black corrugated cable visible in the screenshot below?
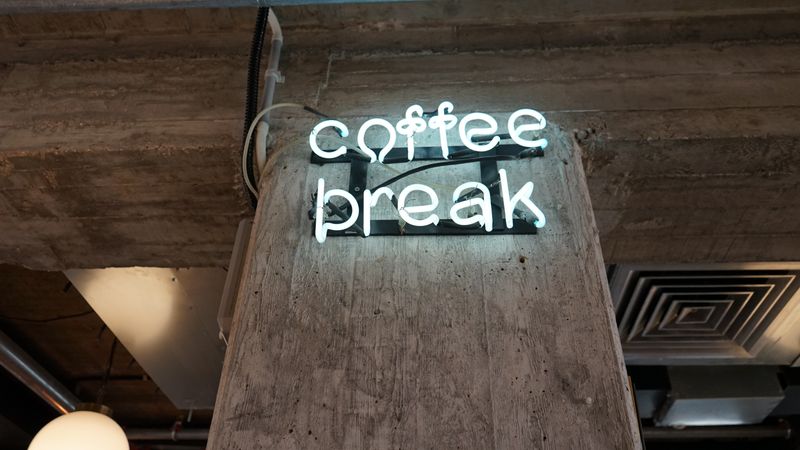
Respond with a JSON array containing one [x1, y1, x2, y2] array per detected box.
[[242, 7, 269, 209], [96, 337, 118, 406]]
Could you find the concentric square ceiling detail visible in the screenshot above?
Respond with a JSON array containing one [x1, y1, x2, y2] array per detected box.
[[609, 264, 800, 365]]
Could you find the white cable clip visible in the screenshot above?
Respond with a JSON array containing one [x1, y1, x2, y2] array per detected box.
[[266, 69, 284, 83]]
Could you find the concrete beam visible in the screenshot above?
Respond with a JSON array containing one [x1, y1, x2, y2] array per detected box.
[[0, 54, 250, 269], [0, 7, 798, 269], [2, 2, 800, 63], [0, 0, 412, 15]]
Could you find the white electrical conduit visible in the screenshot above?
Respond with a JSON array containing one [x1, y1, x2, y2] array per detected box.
[[254, 9, 284, 177], [242, 104, 408, 196]]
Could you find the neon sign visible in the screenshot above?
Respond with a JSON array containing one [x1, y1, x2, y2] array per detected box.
[[310, 101, 548, 244]]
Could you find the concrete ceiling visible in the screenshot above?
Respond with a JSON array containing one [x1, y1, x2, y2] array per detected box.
[[1, 1, 799, 269], [0, 0, 413, 14]]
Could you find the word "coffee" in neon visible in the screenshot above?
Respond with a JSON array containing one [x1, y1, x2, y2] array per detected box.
[[311, 101, 548, 243]]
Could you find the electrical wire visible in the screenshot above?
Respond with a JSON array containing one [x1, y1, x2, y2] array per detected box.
[[0, 310, 94, 323], [242, 103, 340, 197], [242, 103, 538, 203], [241, 103, 306, 197], [241, 103, 408, 197], [96, 337, 118, 406], [317, 133, 466, 192], [242, 7, 270, 208], [371, 154, 519, 192], [242, 101, 470, 198]]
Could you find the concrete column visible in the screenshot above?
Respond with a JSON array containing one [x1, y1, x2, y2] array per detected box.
[[208, 99, 641, 448]]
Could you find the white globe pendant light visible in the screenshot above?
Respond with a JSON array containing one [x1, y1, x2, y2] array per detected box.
[[28, 405, 129, 450]]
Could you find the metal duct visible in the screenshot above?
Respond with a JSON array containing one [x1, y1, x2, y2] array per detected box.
[[0, 329, 79, 414], [656, 366, 785, 427], [0, 0, 413, 14], [65, 267, 228, 410]]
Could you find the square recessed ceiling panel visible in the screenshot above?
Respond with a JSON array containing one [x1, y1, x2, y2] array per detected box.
[[609, 264, 800, 365]]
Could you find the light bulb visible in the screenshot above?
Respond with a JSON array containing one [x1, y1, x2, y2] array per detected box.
[[28, 411, 129, 450]]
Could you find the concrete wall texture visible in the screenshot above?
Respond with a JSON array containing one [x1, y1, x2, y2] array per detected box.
[[0, 1, 798, 269]]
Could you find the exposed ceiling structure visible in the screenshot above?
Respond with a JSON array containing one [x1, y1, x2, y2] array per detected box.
[[0, 265, 207, 428], [6, 262, 800, 448], [0, 0, 412, 14]]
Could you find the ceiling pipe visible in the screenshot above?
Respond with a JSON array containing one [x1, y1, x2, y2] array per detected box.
[[127, 424, 792, 443], [642, 424, 792, 441], [125, 428, 209, 441], [0, 329, 79, 414], [135, 445, 206, 450], [0, 0, 412, 14]]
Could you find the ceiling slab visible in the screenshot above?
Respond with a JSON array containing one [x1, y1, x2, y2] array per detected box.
[[0, 0, 414, 14], [0, 3, 798, 269]]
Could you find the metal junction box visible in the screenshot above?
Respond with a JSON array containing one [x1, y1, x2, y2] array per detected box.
[[656, 366, 784, 427]]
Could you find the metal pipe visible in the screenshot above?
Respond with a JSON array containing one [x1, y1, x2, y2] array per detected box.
[[0, 329, 80, 414], [124, 424, 796, 442], [126, 428, 210, 441], [642, 424, 791, 441], [0, 0, 411, 14], [139, 445, 206, 450]]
